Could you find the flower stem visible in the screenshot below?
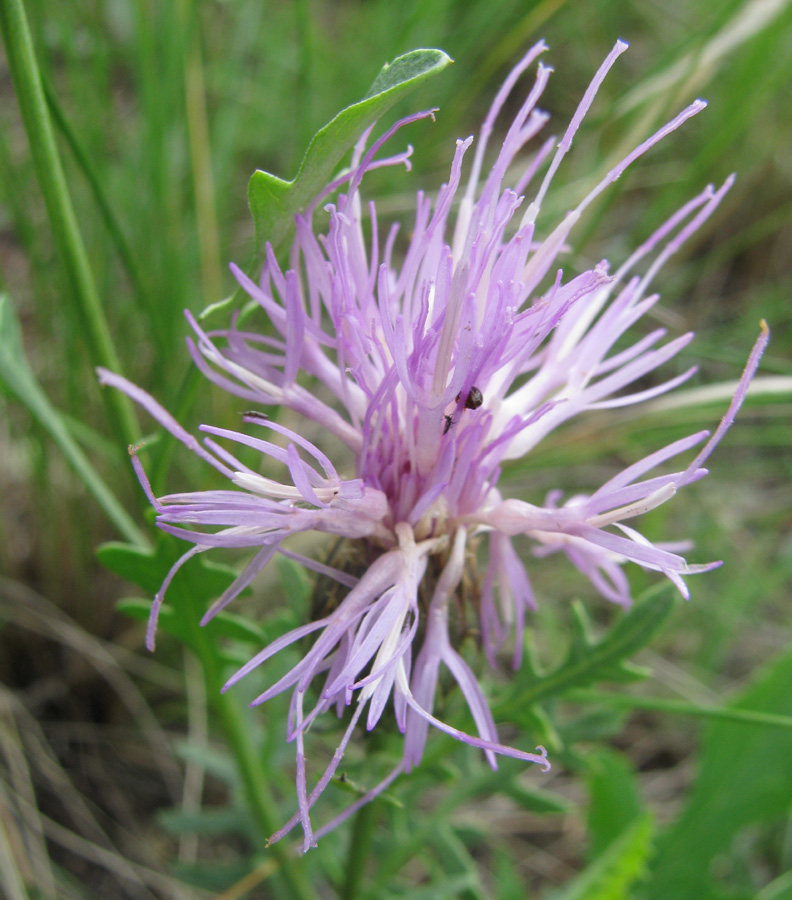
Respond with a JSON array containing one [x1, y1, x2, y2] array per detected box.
[[0, 0, 140, 450], [339, 800, 376, 900], [183, 585, 318, 900], [213, 689, 318, 900]]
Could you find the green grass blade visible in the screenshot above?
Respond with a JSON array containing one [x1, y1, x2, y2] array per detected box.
[[0, 295, 148, 548], [40, 77, 152, 332], [0, 0, 140, 449]]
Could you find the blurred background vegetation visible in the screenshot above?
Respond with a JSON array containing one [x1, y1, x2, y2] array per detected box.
[[0, 0, 790, 897]]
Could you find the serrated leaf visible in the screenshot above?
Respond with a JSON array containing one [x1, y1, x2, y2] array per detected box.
[[99, 542, 166, 594], [100, 538, 265, 651], [498, 584, 677, 716], [98, 540, 240, 597], [566, 602, 652, 682], [549, 812, 654, 900], [248, 48, 452, 257]]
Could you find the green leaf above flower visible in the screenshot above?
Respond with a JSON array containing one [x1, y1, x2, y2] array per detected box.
[[248, 48, 452, 257]]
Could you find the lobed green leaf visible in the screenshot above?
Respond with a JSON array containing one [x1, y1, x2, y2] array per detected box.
[[497, 585, 677, 716], [99, 538, 265, 650]]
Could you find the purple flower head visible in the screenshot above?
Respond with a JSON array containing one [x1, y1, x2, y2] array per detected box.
[[99, 39, 768, 850]]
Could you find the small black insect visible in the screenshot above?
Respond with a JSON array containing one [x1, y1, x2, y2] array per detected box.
[[443, 414, 454, 435], [455, 386, 484, 410]]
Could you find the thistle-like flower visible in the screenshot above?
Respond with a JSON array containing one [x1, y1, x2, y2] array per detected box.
[[99, 40, 768, 850]]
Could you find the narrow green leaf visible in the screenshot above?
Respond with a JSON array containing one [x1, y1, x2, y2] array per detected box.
[[756, 870, 792, 900], [585, 748, 643, 859], [514, 703, 564, 755], [555, 707, 628, 748], [549, 812, 654, 900], [391, 873, 478, 900], [433, 823, 487, 900], [170, 858, 255, 893], [0, 295, 148, 547], [331, 772, 403, 810], [646, 647, 792, 900], [248, 48, 452, 256], [498, 585, 676, 715], [447, 764, 572, 814], [501, 781, 573, 815], [568, 689, 792, 730], [494, 848, 527, 900], [41, 76, 151, 326], [173, 741, 237, 785], [0, 0, 139, 448], [158, 806, 249, 838]]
